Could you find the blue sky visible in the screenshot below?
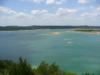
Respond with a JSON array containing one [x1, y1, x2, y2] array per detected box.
[[0, 0, 100, 26]]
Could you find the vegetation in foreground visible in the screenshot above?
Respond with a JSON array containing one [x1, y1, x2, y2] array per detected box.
[[0, 57, 95, 75]]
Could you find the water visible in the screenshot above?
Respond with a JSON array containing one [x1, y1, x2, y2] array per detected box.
[[0, 29, 100, 74]]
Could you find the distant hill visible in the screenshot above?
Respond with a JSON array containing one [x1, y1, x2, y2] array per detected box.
[[0, 26, 100, 31]]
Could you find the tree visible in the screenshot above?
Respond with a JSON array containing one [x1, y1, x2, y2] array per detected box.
[[37, 61, 49, 75], [10, 57, 33, 75], [49, 63, 66, 75], [66, 72, 77, 75], [82, 73, 94, 75]]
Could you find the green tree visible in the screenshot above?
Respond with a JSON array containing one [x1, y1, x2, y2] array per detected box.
[[0, 60, 15, 75], [82, 73, 94, 75], [66, 72, 77, 75], [10, 57, 33, 75], [36, 61, 49, 75], [48, 63, 62, 75]]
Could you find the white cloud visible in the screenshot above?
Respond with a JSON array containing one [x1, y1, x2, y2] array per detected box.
[[56, 8, 77, 16], [0, 6, 100, 26], [14, 12, 31, 19], [96, 7, 100, 12], [23, 0, 65, 4], [32, 0, 44, 3], [55, 0, 65, 4], [31, 10, 41, 15], [81, 7, 100, 17], [0, 6, 16, 14], [31, 8, 77, 18], [31, 9, 48, 15], [81, 12, 98, 17], [0, 7, 78, 26], [46, 0, 55, 4], [78, 0, 88, 4]]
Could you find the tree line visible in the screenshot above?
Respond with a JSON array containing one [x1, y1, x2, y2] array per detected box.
[[0, 26, 100, 31]]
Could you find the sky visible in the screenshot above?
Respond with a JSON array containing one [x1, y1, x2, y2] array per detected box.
[[0, 0, 100, 26]]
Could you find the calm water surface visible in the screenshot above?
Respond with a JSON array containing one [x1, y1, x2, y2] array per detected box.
[[0, 29, 100, 74]]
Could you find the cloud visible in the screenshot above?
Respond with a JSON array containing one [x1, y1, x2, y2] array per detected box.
[[0, 6, 16, 14], [56, 8, 77, 16], [14, 12, 31, 19], [96, 7, 100, 12], [31, 0, 44, 3], [0, 7, 78, 26], [31, 9, 48, 15], [81, 12, 97, 17], [78, 0, 89, 4], [22, 0, 65, 4], [46, 0, 65, 4], [0, 6, 100, 26], [31, 8, 77, 17], [81, 6, 100, 17], [46, 0, 56, 4]]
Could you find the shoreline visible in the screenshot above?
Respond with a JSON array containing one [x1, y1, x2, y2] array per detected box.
[[73, 29, 100, 35]]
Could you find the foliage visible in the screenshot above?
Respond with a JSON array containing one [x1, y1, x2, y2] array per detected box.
[[82, 72, 94, 75], [0, 58, 96, 75]]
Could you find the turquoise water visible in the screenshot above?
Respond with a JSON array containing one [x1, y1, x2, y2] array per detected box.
[[0, 29, 100, 74]]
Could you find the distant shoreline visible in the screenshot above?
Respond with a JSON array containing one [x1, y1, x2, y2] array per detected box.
[[0, 26, 100, 31], [73, 29, 100, 35]]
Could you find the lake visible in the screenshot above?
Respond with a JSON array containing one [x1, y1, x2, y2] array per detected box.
[[0, 29, 100, 74]]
